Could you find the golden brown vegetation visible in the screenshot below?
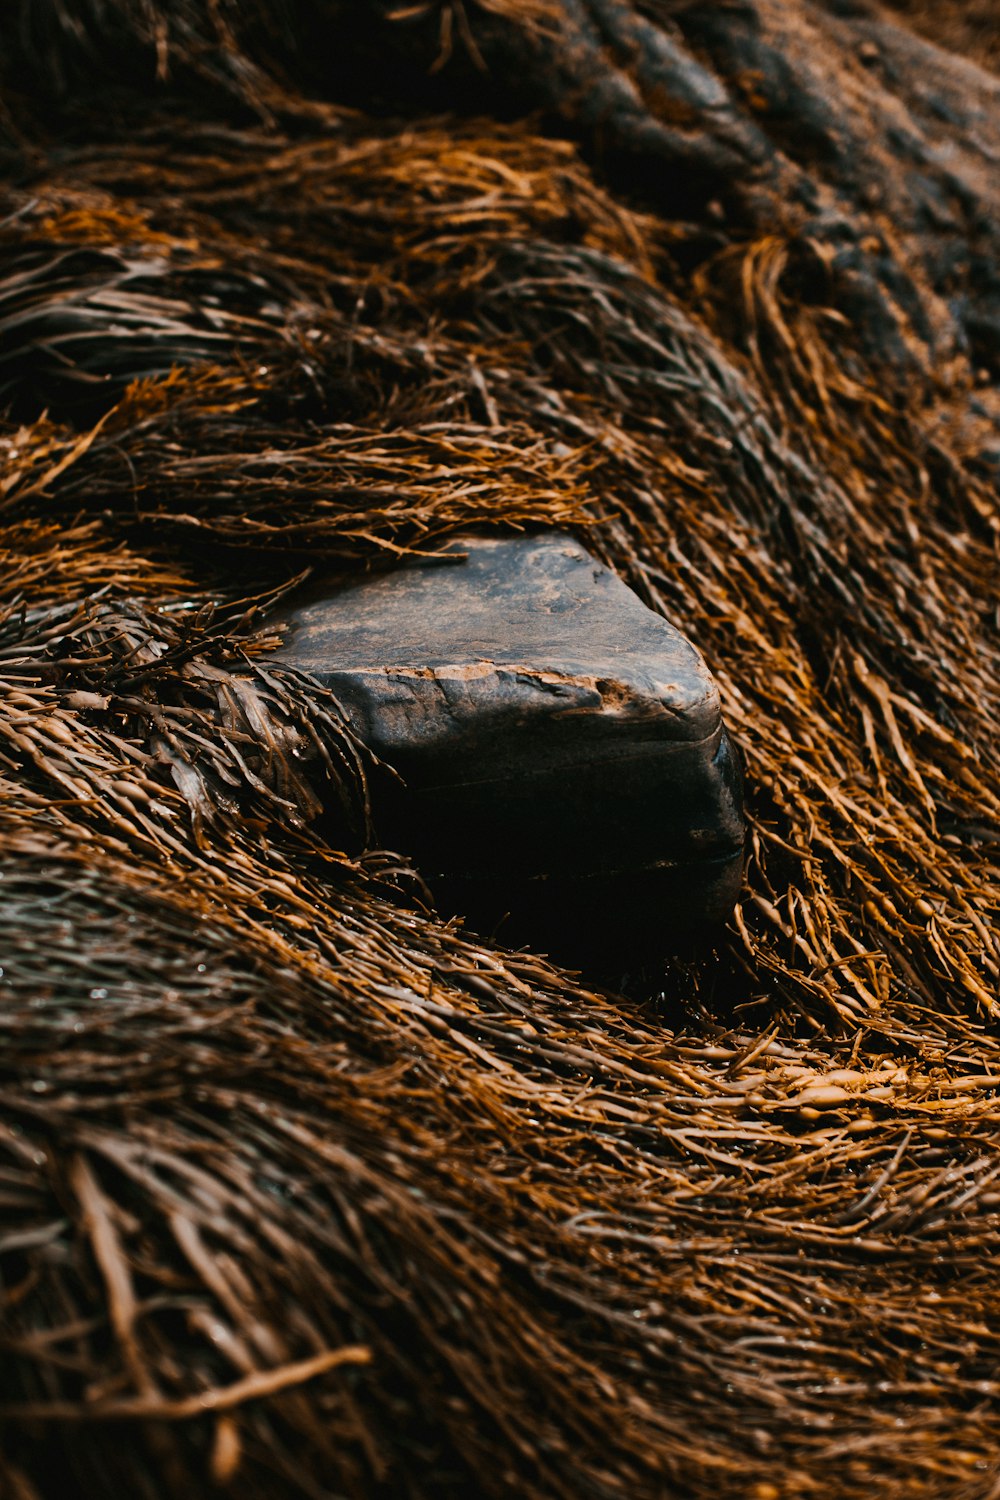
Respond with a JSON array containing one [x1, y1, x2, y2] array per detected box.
[[0, 3, 998, 1497]]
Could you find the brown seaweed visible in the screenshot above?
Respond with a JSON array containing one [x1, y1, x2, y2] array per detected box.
[[0, 4, 999, 1498]]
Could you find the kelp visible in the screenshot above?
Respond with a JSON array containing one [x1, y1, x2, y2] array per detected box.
[[1, 3, 999, 1498]]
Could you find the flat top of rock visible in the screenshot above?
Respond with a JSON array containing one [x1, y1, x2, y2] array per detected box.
[[274, 531, 719, 739]]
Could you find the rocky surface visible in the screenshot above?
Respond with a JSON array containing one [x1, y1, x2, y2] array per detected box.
[[274, 532, 744, 959]]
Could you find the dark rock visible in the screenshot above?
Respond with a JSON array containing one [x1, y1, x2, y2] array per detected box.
[[272, 532, 744, 964]]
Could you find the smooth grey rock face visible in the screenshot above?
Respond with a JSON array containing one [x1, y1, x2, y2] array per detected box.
[[272, 531, 744, 963]]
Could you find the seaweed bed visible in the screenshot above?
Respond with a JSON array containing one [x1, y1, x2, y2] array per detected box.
[[0, 3, 998, 1497]]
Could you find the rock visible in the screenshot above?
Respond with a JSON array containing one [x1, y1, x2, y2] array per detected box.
[[271, 532, 744, 964]]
